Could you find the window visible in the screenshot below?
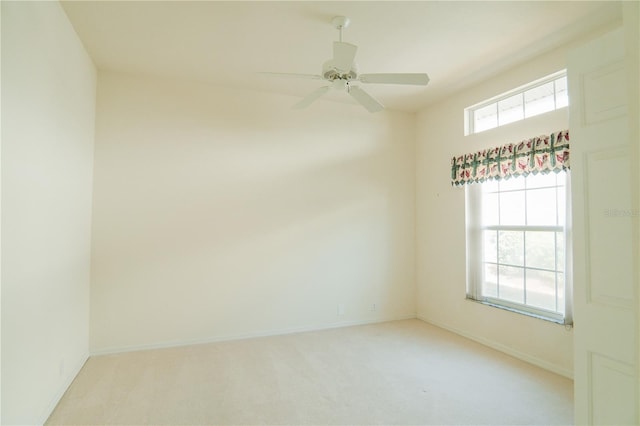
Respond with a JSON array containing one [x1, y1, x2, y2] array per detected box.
[[465, 71, 568, 135], [466, 171, 570, 323]]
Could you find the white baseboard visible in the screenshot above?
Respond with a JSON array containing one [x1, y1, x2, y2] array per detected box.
[[416, 315, 573, 379], [91, 314, 417, 356], [40, 352, 89, 425]]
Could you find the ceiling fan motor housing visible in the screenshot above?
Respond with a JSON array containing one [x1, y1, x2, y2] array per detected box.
[[322, 59, 358, 82]]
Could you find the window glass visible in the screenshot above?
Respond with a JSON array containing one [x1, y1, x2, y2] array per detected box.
[[526, 269, 556, 311], [556, 273, 565, 314], [526, 188, 557, 225], [465, 71, 567, 135], [474, 103, 498, 133], [526, 172, 556, 189], [499, 177, 526, 191], [498, 231, 524, 265], [482, 179, 500, 193], [555, 77, 568, 108], [557, 186, 566, 226], [525, 231, 556, 270], [484, 264, 498, 298], [524, 81, 555, 118], [482, 192, 499, 225], [499, 191, 525, 225], [499, 266, 524, 304], [467, 171, 568, 322], [483, 231, 498, 263], [498, 94, 524, 125], [556, 233, 565, 272]]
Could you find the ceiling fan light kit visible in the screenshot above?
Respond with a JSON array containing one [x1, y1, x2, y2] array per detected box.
[[265, 16, 430, 113]]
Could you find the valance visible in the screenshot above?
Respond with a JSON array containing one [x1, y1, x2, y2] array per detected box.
[[451, 130, 569, 186]]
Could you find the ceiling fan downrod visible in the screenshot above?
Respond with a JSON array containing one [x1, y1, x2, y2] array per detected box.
[[331, 16, 351, 42]]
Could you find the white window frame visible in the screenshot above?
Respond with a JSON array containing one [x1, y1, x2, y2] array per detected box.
[[465, 70, 568, 135], [466, 172, 573, 324]]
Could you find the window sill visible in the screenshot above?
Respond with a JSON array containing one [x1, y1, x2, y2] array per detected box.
[[465, 297, 572, 327]]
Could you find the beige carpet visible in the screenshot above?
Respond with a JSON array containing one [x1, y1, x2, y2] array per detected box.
[[46, 319, 573, 425]]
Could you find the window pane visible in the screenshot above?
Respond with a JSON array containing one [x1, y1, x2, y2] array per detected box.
[[482, 179, 499, 193], [555, 77, 568, 108], [499, 176, 526, 191], [483, 263, 498, 298], [526, 172, 556, 189], [557, 272, 565, 314], [466, 72, 566, 135], [556, 232, 565, 272], [498, 94, 524, 125], [498, 231, 524, 266], [484, 231, 497, 263], [482, 192, 499, 225], [526, 188, 557, 226], [500, 190, 525, 225], [526, 269, 556, 311], [524, 81, 555, 118], [474, 103, 498, 132], [557, 185, 566, 226], [525, 231, 555, 270], [498, 265, 524, 303]]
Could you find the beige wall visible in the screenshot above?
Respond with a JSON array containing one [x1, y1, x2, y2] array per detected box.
[[1, 2, 96, 424], [90, 72, 416, 353], [416, 44, 583, 378]]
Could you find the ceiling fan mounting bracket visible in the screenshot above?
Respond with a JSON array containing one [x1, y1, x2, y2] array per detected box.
[[331, 16, 351, 30]]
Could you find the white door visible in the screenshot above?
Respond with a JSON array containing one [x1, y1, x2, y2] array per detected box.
[[568, 17, 639, 426]]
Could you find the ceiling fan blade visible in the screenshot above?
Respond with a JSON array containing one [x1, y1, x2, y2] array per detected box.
[[259, 72, 323, 80], [358, 73, 430, 85], [292, 86, 331, 109], [349, 86, 384, 113], [333, 41, 358, 71]]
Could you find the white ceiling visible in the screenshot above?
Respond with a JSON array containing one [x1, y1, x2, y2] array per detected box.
[[61, 1, 621, 112]]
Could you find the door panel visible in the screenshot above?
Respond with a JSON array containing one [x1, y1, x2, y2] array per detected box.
[[569, 26, 638, 425], [585, 147, 634, 308], [589, 353, 636, 425]]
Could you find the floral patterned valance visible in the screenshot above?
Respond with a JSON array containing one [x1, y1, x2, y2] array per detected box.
[[451, 130, 569, 187]]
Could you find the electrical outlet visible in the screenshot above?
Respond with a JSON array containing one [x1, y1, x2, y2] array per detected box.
[[370, 303, 377, 312], [337, 303, 345, 316]]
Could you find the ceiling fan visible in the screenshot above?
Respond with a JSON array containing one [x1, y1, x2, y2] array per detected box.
[[262, 16, 430, 113]]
